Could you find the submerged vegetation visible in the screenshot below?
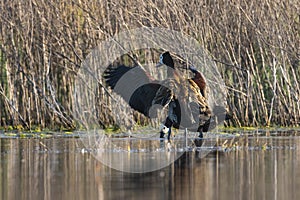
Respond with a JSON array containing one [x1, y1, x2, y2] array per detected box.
[[0, 0, 299, 130]]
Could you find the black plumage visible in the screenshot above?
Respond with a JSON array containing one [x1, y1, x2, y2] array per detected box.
[[104, 64, 162, 117], [104, 52, 212, 142], [155, 52, 211, 140]]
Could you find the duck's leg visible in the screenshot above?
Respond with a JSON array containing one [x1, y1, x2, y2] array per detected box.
[[194, 126, 204, 147], [198, 128, 204, 139], [159, 129, 166, 139], [167, 126, 172, 142], [195, 117, 211, 146]]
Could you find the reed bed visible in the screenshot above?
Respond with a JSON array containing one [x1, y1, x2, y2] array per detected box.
[[0, 0, 299, 129]]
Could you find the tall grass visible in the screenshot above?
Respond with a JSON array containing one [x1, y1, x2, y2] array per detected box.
[[0, 0, 299, 129]]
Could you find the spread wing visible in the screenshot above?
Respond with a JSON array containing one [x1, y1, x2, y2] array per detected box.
[[104, 64, 212, 130], [104, 65, 161, 117]]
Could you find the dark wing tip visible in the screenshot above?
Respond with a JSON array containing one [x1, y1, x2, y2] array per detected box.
[[103, 65, 133, 89]]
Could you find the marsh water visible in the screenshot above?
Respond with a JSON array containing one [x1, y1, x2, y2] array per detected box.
[[1, 130, 300, 200]]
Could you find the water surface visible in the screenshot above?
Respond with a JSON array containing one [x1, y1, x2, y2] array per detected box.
[[1, 130, 300, 200]]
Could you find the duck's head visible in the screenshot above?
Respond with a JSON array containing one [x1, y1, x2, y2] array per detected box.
[[156, 52, 174, 69]]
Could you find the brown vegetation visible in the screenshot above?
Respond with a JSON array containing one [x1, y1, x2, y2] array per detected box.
[[0, 0, 299, 129]]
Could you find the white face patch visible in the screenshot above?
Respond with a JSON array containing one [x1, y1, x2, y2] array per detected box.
[[156, 54, 165, 67], [159, 54, 164, 65]]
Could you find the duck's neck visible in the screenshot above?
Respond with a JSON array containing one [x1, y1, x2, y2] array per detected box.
[[167, 65, 176, 78]]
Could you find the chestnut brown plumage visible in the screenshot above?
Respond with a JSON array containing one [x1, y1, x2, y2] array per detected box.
[[155, 52, 211, 141], [104, 52, 212, 142]]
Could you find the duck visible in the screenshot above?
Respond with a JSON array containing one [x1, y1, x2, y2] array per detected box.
[[154, 52, 211, 141], [104, 51, 212, 142]]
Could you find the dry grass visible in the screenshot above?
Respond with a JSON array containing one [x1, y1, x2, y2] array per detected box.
[[0, 0, 299, 129]]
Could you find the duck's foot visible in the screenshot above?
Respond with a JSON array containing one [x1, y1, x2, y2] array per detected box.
[[198, 132, 203, 139], [167, 138, 172, 144], [166, 141, 172, 151]]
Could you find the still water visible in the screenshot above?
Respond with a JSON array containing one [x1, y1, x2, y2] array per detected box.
[[1, 130, 300, 200]]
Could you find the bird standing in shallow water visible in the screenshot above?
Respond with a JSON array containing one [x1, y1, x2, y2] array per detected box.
[[104, 51, 212, 143], [154, 52, 211, 142]]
